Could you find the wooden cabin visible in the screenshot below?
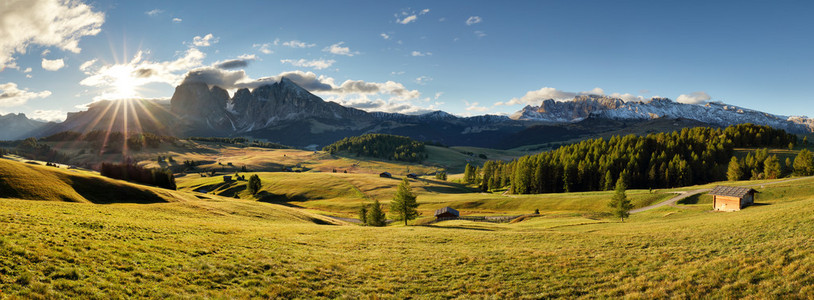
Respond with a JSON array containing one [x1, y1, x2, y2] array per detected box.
[[406, 173, 419, 179], [434, 207, 460, 219], [710, 186, 756, 212], [379, 172, 392, 178]]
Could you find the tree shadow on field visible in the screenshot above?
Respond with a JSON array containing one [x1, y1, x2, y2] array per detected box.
[[420, 224, 496, 231]]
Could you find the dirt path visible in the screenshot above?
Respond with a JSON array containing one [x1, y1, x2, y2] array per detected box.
[[629, 176, 813, 214]]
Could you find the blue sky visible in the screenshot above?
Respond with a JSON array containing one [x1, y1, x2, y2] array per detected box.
[[1, 0, 813, 121]]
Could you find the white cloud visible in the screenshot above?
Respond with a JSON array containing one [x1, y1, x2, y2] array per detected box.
[[396, 8, 429, 25], [496, 87, 577, 106], [30, 109, 66, 122], [415, 76, 432, 85], [281, 40, 315, 48], [23, 67, 32, 73], [0, 82, 51, 107], [465, 101, 488, 112], [145, 9, 163, 16], [466, 16, 482, 25], [398, 15, 417, 24], [434, 92, 443, 100], [380, 33, 391, 40], [192, 34, 218, 47], [280, 58, 335, 70], [253, 43, 273, 54], [79, 58, 97, 72], [411, 51, 432, 57], [676, 91, 711, 104], [323, 42, 359, 56], [474, 31, 487, 38], [609, 93, 646, 102], [41, 49, 50, 56], [80, 48, 205, 100], [214, 55, 257, 70], [438, 17, 446, 22], [0, 0, 105, 68], [391, 71, 405, 75], [41, 58, 65, 71], [172, 18, 182, 23], [583, 87, 605, 95]]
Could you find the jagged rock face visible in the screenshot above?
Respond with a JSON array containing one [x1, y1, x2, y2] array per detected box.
[[170, 82, 230, 128], [512, 95, 625, 122], [511, 95, 814, 133]]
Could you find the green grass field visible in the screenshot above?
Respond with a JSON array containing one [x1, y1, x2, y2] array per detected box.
[[2, 157, 814, 298]]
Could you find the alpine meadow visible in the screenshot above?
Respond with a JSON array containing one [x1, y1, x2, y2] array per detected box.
[[2, 0, 814, 298]]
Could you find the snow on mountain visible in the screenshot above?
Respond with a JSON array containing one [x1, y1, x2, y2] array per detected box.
[[511, 95, 814, 133]]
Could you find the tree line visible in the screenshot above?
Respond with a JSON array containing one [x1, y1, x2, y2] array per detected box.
[[470, 124, 798, 194], [100, 162, 176, 190], [188, 136, 290, 149], [323, 134, 427, 163], [42, 130, 178, 152]]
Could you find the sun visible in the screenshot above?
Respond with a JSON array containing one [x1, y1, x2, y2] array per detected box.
[[107, 64, 140, 100]]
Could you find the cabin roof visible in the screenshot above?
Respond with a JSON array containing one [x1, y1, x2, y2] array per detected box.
[[434, 206, 459, 217], [709, 186, 756, 198]]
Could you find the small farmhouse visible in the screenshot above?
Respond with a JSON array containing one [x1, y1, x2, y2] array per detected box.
[[379, 172, 392, 178], [434, 207, 459, 219], [406, 173, 419, 179], [223, 175, 233, 182], [710, 186, 756, 212]]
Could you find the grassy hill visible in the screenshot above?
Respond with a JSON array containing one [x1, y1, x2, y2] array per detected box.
[[0, 158, 195, 203], [1, 175, 812, 298]]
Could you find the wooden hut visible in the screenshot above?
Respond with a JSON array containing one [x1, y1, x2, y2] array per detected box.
[[710, 186, 756, 212], [379, 172, 392, 178], [434, 207, 459, 219], [406, 173, 419, 179]]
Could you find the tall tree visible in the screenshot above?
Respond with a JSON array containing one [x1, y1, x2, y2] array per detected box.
[[793, 149, 814, 176], [248, 174, 262, 195], [608, 177, 633, 222], [390, 178, 420, 226], [366, 199, 386, 227], [358, 204, 369, 225], [603, 170, 614, 191], [463, 163, 474, 184], [727, 157, 743, 181], [763, 155, 781, 179]]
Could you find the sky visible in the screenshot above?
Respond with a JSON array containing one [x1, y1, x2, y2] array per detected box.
[[1, 0, 813, 122]]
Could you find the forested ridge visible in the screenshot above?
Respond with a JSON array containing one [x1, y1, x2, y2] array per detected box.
[[323, 134, 427, 162], [475, 124, 797, 194]]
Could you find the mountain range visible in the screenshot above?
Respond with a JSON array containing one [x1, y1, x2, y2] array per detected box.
[[5, 78, 812, 149]]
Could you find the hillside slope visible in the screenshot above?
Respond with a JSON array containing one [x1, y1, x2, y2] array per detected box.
[[0, 159, 193, 203]]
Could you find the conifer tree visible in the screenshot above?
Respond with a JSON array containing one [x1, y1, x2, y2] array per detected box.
[[463, 163, 473, 183], [763, 155, 781, 179], [366, 199, 386, 227], [248, 174, 262, 195], [358, 204, 368, 225], [390, 178, 420, 226], [608, 177, 632, 222], [793, 149, 814, 176], [727, 157, 743, 181], [603, 170, 614, 191]]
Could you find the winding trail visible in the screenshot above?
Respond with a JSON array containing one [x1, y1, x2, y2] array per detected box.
[[630, 176, 814, 214]]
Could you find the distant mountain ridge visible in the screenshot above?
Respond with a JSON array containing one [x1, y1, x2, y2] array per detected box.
[[511, 94, 814, 133], [0, 113, 48, 140], [6, 78, 811, 148]]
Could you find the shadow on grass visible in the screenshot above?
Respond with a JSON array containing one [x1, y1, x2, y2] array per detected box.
[[70, 176, 169, 204], [419, 224, 496, 231]]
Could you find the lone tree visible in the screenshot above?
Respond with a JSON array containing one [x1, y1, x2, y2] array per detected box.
[[608, 176, 633, 222], [794, 149, 814, 176], [248, 174, 262, 195], [390, 178, 420, 226], [366, 199, 386, 227]]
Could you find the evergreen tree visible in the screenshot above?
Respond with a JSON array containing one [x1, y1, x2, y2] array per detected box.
[[727, 157, 743, 181], [358, 204, 368, 225], [366, 199, 386, 227], [248, 174, 262, 195], [603, 170, 614, 191], [608, 177, 632, 222], [390, 178, 420, 226], [793, 149, 814, 176], [763, 155, 782, 179]]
